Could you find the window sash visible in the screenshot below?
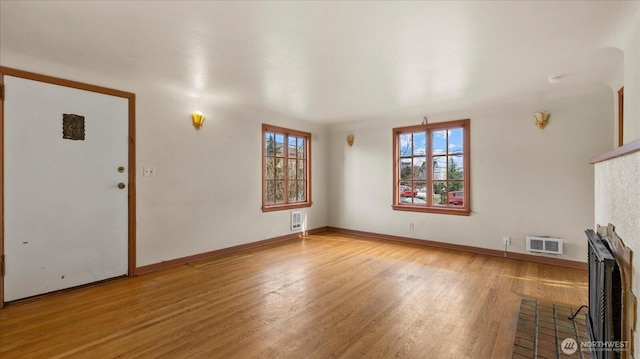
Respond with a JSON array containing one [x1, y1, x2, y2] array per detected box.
[[262, 124, 311, 212], [393, 119, 470, 216]]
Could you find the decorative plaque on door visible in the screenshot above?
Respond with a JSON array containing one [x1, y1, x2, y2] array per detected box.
[[62, 114, 85, 140]]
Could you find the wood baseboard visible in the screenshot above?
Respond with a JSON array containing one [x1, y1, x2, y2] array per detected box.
[[135, 226, 329, 275], [326, 226, 587, 270], [135, 225, 585, 275]]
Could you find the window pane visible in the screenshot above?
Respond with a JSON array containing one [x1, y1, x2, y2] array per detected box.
[[266, 157, 275, 180], [432, 130, 447, 155], [275, 134, 285, 157], [433, 156, 447, 180], [449, 156, 464, 180], [297, 138, 305, 159], [265, 132, 276, 156], [275, 181, 285, 203], [297, 181, 306, 201], [413, 157, 426, 179], [413, 132, 426, 156], [400, 159, 411, 180], [288, 136, 297, 158], [399, 182, 414, 200], [415, 181, 426, 199], [399, 196, 414, 204], [448, 182, 464, 207], [433, 181, 447, 206], [275, 158, 285, 179], [297, 160, 305, 179], [266, 181, 275, 204], [399, 133, 412, 156], [288, 180, 297, 201], [449, 128, 463, 154], [288, 159, 297, 180]]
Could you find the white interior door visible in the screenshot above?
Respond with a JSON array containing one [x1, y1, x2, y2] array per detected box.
[[3, 75, 129, 301]]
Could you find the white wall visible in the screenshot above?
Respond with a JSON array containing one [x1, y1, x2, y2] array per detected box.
[[135, 87, 329, 266], [328, 85, 613, 262], [0, 51, 329, 268], [607, 1, 640, 144]]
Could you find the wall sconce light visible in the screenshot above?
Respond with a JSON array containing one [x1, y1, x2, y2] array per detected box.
[[347, 134, 354, 147], [534, 112, 550, 130], [192, 111, 205, 130]]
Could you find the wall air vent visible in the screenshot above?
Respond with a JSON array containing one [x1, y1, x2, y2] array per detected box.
[[291, 211, 302, 231], [526, 236, 563, 255]]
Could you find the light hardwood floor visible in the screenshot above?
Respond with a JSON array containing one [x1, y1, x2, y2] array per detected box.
[[0, 232, 587, 358]]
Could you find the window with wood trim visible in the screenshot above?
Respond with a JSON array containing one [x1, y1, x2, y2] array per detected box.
[[262, 124, 312, 212], [392, 119, 470, 216]]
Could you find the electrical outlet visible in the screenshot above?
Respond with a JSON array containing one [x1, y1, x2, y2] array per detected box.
[[503, 236, 511, 245], [143, 166, 156, 177], [409, 222, 414, 230]]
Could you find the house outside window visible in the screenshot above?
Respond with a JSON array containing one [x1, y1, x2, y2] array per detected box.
[[392, 119, 470, 216], [262, 124, 312, 212]]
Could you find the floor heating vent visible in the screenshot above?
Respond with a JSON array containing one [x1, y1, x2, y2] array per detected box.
[[526, 236, 563, 255], [291, 211, 301, 231]]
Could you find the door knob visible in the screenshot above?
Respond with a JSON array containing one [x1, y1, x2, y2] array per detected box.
[[117, 182, 126, 189], [117, 166, 125, 173]]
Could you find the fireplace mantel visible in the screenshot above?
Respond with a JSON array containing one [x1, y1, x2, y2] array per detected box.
[[590, 139, 640, 164]]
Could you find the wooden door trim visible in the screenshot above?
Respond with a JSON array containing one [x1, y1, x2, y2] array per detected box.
[[0, 66, 137, 308], [618, 87, 624, 147]]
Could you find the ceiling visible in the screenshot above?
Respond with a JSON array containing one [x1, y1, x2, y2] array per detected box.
[[0, 1, 636, 123]]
